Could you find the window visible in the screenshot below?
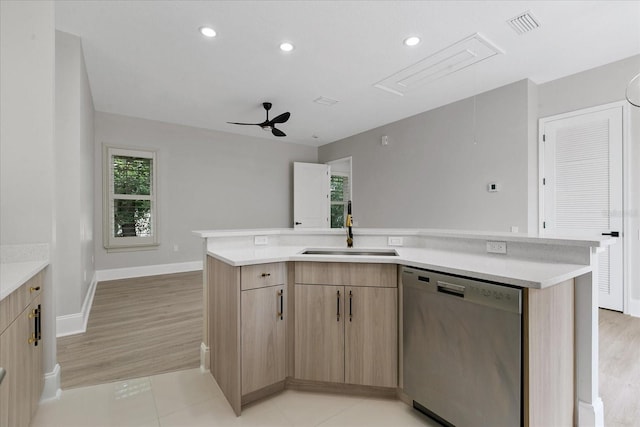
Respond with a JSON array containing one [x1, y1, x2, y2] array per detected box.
[[330, 173, 350, 228], [103, 146, 158, 250]]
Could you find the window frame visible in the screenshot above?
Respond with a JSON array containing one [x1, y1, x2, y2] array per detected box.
[[103, 144, 159, 251]]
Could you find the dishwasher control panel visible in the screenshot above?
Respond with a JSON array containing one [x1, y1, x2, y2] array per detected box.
[[402, 266, 522, 314]]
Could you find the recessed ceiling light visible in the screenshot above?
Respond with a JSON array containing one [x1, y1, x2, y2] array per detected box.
[[404, 36, 421, 47], [199, 27, 216, 38], [279, 42, 294, 52]]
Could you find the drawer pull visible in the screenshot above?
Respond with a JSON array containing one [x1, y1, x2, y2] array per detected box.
[[336, 290, 341, 321], [261, 273, 271, 278], [30, 286, 41, 292]]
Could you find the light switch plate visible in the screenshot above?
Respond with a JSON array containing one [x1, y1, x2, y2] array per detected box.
[[254, 236, 268, 246], [388, 236, 403, 246], [486, 241, 507, 254]]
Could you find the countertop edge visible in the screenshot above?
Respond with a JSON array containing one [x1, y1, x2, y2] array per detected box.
[[0, 260, 49, 301]]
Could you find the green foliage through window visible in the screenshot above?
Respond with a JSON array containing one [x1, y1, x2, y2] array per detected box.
[[112, 154, 153, 238], [330, 174, 349, 228]]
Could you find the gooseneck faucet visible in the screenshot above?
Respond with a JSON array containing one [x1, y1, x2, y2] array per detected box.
[[346, 200, 353, 248]]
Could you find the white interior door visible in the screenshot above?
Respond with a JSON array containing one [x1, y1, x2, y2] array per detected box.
[[540, 105, 623, 311], [293, 162, 329, 229]]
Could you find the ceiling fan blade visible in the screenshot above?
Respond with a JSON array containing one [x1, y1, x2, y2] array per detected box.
[[227, 121, 262, 126], [269, 112, 290, 125], [271, 127, 286, 137]]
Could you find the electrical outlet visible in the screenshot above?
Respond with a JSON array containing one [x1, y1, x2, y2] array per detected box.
[[388, 236, 403, 246], [486, 241, 507, 254], [254, 236, 268, 246]]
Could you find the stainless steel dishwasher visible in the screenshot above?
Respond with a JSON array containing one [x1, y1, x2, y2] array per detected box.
[[402, 266, 522, 427]]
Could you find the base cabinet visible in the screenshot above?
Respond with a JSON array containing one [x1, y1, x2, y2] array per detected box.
[[294, 262, 397, 388], [0, 273, 44, 427], [208, 257, 287, 415], [241, 285, 286, 394]]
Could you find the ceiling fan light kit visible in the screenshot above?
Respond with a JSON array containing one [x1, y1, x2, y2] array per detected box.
[[227, 102, 291, 137]]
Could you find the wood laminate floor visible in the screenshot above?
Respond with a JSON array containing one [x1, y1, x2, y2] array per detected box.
[[57, 271, 202, 389], [599, 308, 640, 427]]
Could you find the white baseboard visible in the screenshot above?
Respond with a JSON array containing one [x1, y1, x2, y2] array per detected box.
[[40, 363, 61, 402], [200, 342, 210, 373], [628, 297, 640, 318], [578, 397, 604, 427], [56, 273, 98, 337], [95, 260, 203, 282]]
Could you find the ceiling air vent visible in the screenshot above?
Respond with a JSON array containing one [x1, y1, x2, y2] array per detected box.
[[508, 11, 540, 35], [313, 96, 339, 106], [373, 33, 503, 96]]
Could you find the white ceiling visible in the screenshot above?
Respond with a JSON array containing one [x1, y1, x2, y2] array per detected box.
[[55, 1, 640, 147]]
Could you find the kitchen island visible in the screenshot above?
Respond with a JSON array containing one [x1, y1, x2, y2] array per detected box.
[[194, 228, 614, 427]]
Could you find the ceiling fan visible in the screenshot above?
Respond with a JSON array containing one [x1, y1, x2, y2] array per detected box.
[[227, 102, 291, 137]]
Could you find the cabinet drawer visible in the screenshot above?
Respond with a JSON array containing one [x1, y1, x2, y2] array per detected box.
[[241, 263, 286, 291], [295, 262, 397, 288], [0, 272, 43, 335]]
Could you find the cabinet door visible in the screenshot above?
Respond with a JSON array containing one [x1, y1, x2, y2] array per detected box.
[[345, 287, 397, 387], [0, 306, 31, 427], [241, 286, 285, 394], [0, 323, 12, 427], [295, 285, 344, 383]]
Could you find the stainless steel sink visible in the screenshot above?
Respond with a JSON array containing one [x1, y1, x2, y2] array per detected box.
[[301, 249, 398, 256]]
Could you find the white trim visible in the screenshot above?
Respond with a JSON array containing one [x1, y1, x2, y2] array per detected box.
[[628, 297, 640, 318], [95, 260, 203, 282], [40, 363, 61, 402], [200, 341, 210, 372], [578, 398, 604, 427], [56, 272, 98, 337], [621, 101, 632, 315]]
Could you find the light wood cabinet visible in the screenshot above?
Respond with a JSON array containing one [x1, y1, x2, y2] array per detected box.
[[208, 257, 287, 415], [241, 285, 286, 394], [294, 284, 344, 383], [344, 286, 397, 387], [294, 262, 397, 388], [0, 273, 44, 427]]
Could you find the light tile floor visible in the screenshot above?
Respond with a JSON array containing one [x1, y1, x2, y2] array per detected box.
[[32, 368, 438, 427]]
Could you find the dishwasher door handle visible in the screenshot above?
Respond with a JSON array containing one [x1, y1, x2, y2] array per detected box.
[[437, 281, 465, 297]]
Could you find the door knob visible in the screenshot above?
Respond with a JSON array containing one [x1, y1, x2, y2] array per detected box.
[[602, 231, 620, 237]]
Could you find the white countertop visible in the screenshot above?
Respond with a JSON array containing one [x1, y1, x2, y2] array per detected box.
[[0, 260, 48, 301], [194, 227, 615, 248], [207, 245, 592, 289]]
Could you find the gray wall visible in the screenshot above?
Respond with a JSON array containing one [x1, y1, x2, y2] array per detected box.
[[54, 31, 95, 317], [318, 79, 535, 232], [539, 55, 640, 303], [0, 0, 57, 380], [94, 112, 317, 270]]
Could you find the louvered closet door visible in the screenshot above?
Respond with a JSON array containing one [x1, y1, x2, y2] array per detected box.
[[541, 106, 623, 311]]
